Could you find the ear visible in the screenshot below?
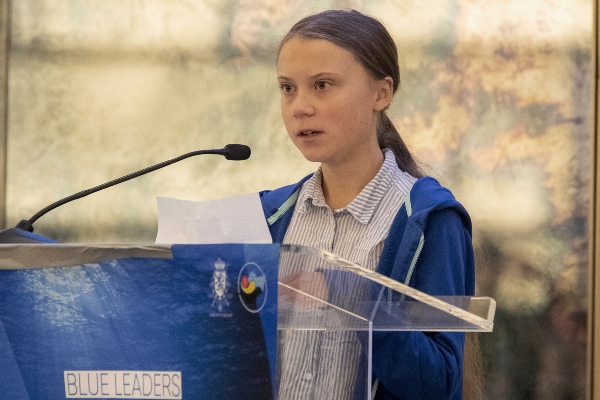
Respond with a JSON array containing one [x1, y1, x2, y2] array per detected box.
[[373, 76, 394, 112]]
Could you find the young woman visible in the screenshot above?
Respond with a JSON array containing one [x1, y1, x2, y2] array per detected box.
[[260, 9, 477, 400]]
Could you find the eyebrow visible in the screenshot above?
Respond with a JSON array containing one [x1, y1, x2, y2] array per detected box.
[[277, 72, 342, 81]]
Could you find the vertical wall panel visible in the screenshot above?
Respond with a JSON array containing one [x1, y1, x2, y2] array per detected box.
[[591, 1, 599, 398], [0, 0, 8, 228]]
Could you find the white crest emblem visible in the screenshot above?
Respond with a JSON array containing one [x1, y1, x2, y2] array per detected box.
[[209, 258, 231, 312]]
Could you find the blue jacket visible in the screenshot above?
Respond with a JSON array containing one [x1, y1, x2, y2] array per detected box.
[[259, 175, 475, 400]]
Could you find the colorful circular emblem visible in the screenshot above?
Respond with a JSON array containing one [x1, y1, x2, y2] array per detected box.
[[238, 262, 267, 313]]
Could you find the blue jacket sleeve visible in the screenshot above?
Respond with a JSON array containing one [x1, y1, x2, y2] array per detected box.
[[372, 207, 474, 400]]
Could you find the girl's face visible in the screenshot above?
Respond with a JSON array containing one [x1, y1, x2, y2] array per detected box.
[[277, 37, 392, 169]]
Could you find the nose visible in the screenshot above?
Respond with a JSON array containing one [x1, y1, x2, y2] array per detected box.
[[292, 90, 315, 118]]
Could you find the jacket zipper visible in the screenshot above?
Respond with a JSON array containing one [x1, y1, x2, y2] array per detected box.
[[371, 379, 379, 400], [267, 189, 299, 225], [404, 234, 424, 286], [376, 195, 423, 398]]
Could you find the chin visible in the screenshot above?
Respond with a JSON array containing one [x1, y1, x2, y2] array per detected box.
[[297, 150, 327, 164]]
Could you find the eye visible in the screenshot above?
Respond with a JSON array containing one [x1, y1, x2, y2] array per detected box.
[[279, 83, 295, 94], [315, 80, 330, 90]]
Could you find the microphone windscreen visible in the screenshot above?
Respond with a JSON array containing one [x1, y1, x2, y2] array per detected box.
[[224, 144, 251, 160]]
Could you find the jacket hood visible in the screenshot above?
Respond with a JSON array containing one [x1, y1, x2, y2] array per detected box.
[[408, 177, 472, 235]]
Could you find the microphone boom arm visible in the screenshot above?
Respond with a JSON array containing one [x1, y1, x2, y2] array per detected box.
[[16, 144, 249, 232]]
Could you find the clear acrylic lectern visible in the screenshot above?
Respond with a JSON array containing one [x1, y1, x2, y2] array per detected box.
[[277, 244, 496, 400]]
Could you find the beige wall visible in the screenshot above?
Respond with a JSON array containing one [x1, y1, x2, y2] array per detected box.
[[1, 1, 594, 398]]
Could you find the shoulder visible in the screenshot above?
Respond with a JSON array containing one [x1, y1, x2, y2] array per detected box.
[[259, 174, 313, 243], [408, 176, 472, 234], [259, 174, 312, 219], [409, 177, 454, 208]]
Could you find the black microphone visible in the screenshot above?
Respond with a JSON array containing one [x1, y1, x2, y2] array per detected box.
[[224, 143, 251, 160], [13, 144, 251, 234]]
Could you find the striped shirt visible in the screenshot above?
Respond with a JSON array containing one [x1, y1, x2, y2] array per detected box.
[[278, 149, 417, 400]]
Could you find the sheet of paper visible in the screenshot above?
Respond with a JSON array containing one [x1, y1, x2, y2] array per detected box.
[[155, 192, 272, 244]]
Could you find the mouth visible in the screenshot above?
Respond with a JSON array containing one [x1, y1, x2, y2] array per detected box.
[[298, 130, 322, 137]]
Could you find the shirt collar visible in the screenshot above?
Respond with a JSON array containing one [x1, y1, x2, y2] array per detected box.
[[296, 150, 398, 225], [296, 168, 327, 215]]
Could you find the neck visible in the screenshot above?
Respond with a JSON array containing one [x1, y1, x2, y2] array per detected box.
[[321, 149, 385, 210]]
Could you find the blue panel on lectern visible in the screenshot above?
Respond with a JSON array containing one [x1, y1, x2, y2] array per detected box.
[[0, 244, 279, 400]]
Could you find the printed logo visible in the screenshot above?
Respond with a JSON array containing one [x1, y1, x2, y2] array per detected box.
[[209, 259, 231, 314], [238, 262, 267, 313]]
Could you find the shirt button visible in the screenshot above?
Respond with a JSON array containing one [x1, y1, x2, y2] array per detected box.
[[303, 372, 313, 381]]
